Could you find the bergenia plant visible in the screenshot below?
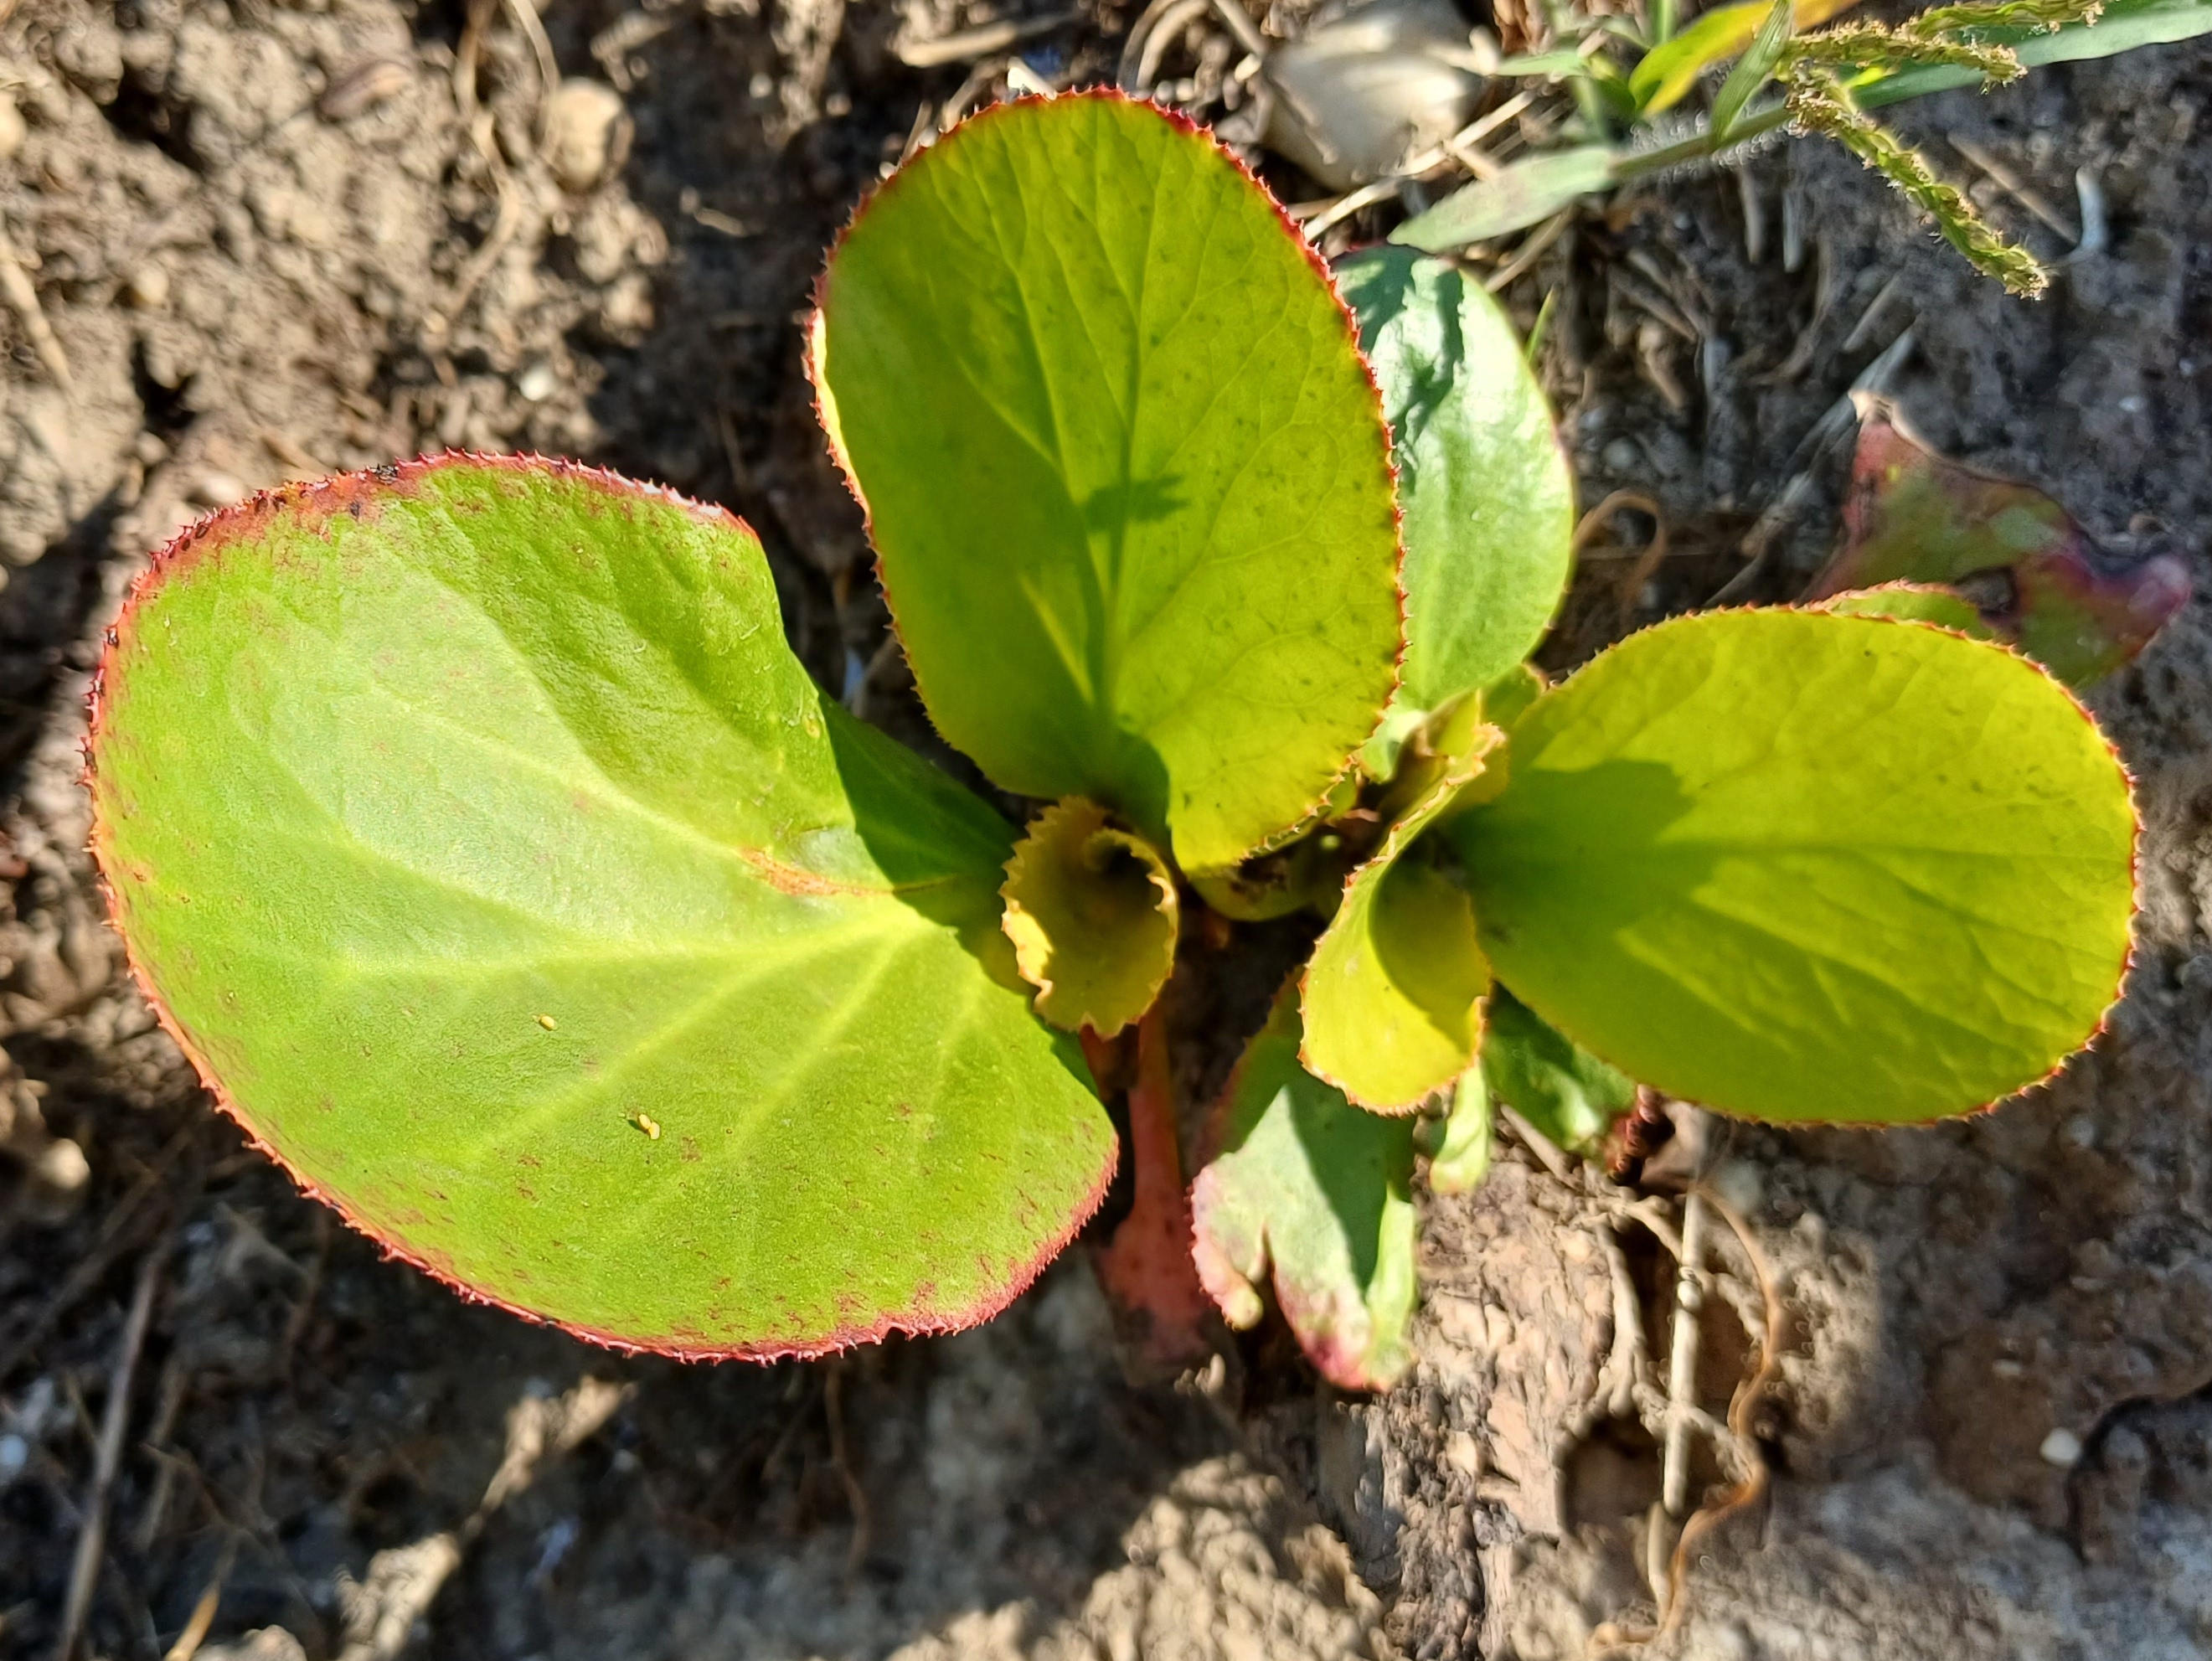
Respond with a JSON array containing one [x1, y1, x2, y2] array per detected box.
[[87, 92, 2140, 1385]]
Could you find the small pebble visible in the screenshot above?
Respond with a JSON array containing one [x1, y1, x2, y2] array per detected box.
[[2040, 1427, 2083, 1468], [190, 472, 248, 508], [536, 1013, 557, 1029], [516, 361, 559, 402], [319, 57, 411, 121], [125, 263, 169, 309], [0, 1432, 28, 1476], [1602, 436, 1642, 473], [544, 78, 626, 193], [33, 1137, 88, 1195]]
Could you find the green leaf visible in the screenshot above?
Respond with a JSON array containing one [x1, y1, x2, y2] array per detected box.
[[1818, 581, 1994, 637], [812, 91, 1403, 875], [1190, 985, 1418, 1390], [1711, 0, 1798, 137], [1302, 716, 1500, 1111], [1336, 248, 1576, 716], [1628, 0, 1859, 111], [1000, 797, 1178, 1038], [1447, 608, 2137, 1124], [1809, 403, 2189, 686], [90, 457, 1116, 1359], [1482, 986, 1636, 1155], [1857, 0, 2212, 102], [1482, 661, 1548, 732], [1417, 1066, 1493, 1195], [1390, 145, 1616, 253]]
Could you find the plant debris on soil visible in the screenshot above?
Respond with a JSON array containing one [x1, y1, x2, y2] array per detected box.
[[4, 0, 2212, 1656]]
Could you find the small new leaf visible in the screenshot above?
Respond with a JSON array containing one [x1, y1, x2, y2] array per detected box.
[[1418, 1066, 1494, 1196], [1002, 798, 1179, 1038], [1191, 985, 1419, 1390], [1818, 581, 1994, 637], [1337, 248, 1576, 718], [1302, 712, 1503, 1111], [1482, 987, 1637, 1155]]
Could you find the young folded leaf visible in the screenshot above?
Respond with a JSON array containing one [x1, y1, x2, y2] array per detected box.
[[1818, 580, 1993, 638], [1482, 987, 1637, 1154], [1447, 609, 2136, 1124], [1808, 400, 2189, 685], [1302, 714, 1503, 1110], [1001, 797, 1179, 1038], [1418, 1065, 1493, 1196], [811, 91, 1404, 875], [89, 457, 1116, 1359], [1337, 247, 1575, 776], [1191, 984, 1418, 1390]]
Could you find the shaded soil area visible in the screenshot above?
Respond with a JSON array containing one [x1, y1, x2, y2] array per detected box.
[[2, 0, 2210, 1657]]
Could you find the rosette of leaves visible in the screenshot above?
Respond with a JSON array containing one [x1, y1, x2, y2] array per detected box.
[[90, 91, 2140, 1385]]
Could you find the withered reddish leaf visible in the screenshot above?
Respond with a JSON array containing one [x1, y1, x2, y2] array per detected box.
[[1810, 398, 2189, 686]]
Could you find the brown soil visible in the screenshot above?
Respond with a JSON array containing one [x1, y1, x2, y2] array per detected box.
[[2, 1, 2209, 1658]]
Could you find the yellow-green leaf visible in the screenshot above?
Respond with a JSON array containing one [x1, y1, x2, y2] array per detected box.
[[1001, 797, 1179, 1038], [1448, 608, 2137, 1124], [1302, 715, 1503, 1111], [812, 91, 1403, 874]]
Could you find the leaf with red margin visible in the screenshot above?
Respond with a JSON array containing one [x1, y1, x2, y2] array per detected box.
[[88, 455, 1116, 1359], [1816, 580, 1993, 638], [1446, 608, 2137, 1125], [1301, 704, 1503, 1112], [1191, 983, 1417, 1390], [1808, 396, 2189, 687], [810, 90, 1405, 877]]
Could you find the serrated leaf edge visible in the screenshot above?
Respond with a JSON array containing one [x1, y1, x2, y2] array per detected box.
[[1475, 603, 2142, 1128], [804, 87, 1410, 876], [82, 449, 1117, 1363]]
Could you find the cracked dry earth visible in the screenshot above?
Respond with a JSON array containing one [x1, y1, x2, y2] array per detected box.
[[2, 0, 2212, 1657]]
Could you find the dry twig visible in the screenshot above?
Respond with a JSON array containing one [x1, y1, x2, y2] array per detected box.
[[900, 8, 1080, 69], [54, 1235, 174, 1661]]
